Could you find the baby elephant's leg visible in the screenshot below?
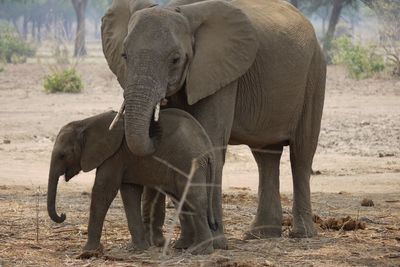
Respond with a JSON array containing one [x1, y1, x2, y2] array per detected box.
[[174, 213, 195, 249], [142, 187, 166, 247], [80, 168, 121, 258], [185, 173, 214, 255], [120, 183, 149, 251]]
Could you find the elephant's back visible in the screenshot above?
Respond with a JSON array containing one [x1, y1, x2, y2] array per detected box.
[[233, 0, 317, 60]]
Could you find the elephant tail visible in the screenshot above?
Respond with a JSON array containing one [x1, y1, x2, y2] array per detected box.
[[206, 154, 218, 231]]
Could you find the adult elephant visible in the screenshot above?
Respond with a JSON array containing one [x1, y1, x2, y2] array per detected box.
[[101, 0, 326, 246]]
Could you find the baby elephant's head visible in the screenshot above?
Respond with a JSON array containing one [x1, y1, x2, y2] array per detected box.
[[51, 123, 83, 182], [47, 111, 124, 223]]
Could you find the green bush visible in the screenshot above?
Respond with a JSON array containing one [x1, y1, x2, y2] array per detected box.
[[0, 23, 36, 63], [44, 68, 84, 93], [331, 37, 385, 79]]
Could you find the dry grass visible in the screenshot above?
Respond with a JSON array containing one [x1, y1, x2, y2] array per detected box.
[[0, 186, 399, 266]]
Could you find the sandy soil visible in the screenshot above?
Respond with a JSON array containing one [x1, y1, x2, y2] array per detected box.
[[0, 50, 399, 266]]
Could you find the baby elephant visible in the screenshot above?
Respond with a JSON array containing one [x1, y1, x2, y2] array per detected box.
[[47, 108, 216, 255]]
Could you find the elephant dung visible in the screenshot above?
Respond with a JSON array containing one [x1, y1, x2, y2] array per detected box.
[[282, 214, 366, 231], [320, 216, 366, 231], [361, 198, 375, 207]]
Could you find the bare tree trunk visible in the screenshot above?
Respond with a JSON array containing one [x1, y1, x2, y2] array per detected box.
[[38, 22, 42, 43], [71, 0, 89, 57], [31, 20, 36, 41], [323, 0, 345, 55], [23, 15, 29, 40]]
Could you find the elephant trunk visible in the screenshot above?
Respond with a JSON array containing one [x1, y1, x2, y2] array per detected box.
[[47, 164, 66, 223], [124, 77, 161, 156]]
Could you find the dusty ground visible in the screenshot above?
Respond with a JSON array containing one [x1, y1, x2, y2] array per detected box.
[[0, 44, 399, 266]]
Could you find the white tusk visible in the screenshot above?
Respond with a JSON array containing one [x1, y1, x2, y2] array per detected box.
[[154, 102, 160, 122], [109, 100, 125, 131]]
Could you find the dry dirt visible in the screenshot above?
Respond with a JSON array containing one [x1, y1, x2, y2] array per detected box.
[[0, 48, 399, 266]]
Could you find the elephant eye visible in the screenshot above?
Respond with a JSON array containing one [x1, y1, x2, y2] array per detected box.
[[59, 153, 66, 160], [171, 56, 180, 65], [121, 53, 127, 60]]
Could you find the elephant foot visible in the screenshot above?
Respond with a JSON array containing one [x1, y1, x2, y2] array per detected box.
[[188, 241, 214, 255], [78, 243, 104, 259], [128, 240, 150, 251], [212, 234, 228, 250], [148, 232, 165, 247], [173, 236, 192, 249], [243, 225, 282, 240], [145, 225, 165, 247], [289, 214, 317, 238], [290, 225, 317, 238]]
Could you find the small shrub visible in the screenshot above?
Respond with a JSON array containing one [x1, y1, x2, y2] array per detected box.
[[331, 37, 385, 79], [0, 23, 36, 63], [44, 68, 83, 93]]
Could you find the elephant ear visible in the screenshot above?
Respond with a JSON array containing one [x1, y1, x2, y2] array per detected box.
[[177, 0, 259, 105], [80, 112, 125, 172], [101, 0, 156, 89]]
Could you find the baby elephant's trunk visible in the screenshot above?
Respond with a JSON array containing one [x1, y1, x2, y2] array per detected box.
[[47, 165, 66, 223]]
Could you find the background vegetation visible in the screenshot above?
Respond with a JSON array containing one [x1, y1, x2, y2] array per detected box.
[[44, 67, 83, 93], [0, 22, 36, 63], [0, 0, 399, 79], [331, 37, 385, 79]]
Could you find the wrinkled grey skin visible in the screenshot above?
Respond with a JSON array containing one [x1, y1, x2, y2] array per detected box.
[[102, 0, 326, 245], [47, 109, 216, 255]]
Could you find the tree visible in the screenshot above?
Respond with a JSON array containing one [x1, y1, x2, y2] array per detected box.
[[0, 0, 75, 43], [297, 0, 361, 56], [88, 0, 111, 39], [323, 0, 345, 52], [71, 0, 89, 57], [363, 0, 400, 76]]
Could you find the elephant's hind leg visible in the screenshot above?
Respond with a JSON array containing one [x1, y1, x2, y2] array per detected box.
[[142, 187, 166, 247], [174, 213, 194, 249], [244, 145, 283, 239], [184, 182, 214, 255], [289, 144, 317, 238], [289, 49, 326, 238]]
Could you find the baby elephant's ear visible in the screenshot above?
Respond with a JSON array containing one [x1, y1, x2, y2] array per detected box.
[[80, 112, 124, 172]]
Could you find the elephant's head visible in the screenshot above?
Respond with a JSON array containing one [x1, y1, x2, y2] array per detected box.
[[102, 0, 258, 156], [47, 112, 124, 223]]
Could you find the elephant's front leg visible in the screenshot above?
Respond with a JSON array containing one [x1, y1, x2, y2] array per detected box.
[[79, 166, 122, 258], [120, 183, 149, 250], [187, 82, 238, 249], [142, 187, 166, 247], [244, 146, 283, 239]]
